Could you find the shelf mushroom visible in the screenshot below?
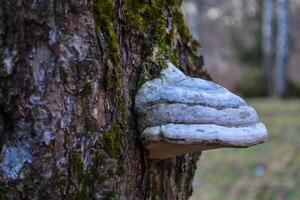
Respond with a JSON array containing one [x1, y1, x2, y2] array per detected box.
[[135, 62, 268, 160]]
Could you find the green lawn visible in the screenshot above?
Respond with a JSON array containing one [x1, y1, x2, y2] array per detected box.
[[190, 99, 300, 200]]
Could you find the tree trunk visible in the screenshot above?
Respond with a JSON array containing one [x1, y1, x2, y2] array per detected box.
[[262, 0, 275, 96], [275, 0, 289, 97], [0, 0, 208, 199]]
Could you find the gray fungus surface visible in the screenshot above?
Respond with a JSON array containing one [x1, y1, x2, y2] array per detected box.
[[135, 62, 268, 159]]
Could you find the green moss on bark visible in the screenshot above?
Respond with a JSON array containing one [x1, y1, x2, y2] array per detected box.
[[80, 83, 93, 96], [70, 150, 89, 182], [123, 0, 179, 57], [173, 8, 190, 40], [115, 166, 124, 177], [93, 0, 121, 93], [69, 150, 90, 199], [107, 68, 120, 91], [59, 68, 69, 83], [91, 151, 106, 182], [93, 0, 119, 64], [104, 123, 124, 158], [102, 191, 116, 200]]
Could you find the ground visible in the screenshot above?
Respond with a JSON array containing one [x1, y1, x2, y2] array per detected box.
[[190, 98, 300, 200]]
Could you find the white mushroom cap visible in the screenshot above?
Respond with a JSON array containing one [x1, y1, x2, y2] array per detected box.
[[135, 62, 268, 160]]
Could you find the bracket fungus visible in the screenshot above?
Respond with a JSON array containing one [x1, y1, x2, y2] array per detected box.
[[135, 62, 268, 160]]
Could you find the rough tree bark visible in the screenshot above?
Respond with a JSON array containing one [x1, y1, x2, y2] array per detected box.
[[0, 0, 208, 199]]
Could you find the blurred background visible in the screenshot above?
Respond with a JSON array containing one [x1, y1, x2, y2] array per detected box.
[[181, 0, 300, 199]]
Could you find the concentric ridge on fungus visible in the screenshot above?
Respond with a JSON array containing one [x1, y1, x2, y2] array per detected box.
[[135, 62, 268, 160]]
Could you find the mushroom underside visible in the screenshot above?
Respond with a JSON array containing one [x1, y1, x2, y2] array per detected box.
[[141, 123, 267, 160]]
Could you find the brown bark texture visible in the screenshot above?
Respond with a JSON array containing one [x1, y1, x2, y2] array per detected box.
[[0, 0, 209, 199]]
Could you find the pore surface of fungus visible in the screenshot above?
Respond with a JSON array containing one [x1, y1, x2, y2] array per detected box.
[[135, 62, 268, 160]]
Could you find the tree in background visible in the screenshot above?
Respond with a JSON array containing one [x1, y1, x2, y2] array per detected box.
[[275, 0, 289, 97], [262, 0, 275, 96], [183, 0, 293, 97], [262, 0, 289, 97]]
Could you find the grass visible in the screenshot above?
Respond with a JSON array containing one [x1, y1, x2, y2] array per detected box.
[[190, 98, 300, 200]]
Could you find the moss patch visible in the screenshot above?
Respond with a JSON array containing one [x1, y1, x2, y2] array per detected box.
[[173, 8, 190, 40], [70, 150, 85, 178], [123, 0, 179, 60], [102, 191, 116, 200], [104, 123, 124, 158], [69, 150, 92, 199], [116, 166, 124, 177], [123, 0, 183, 81], [93, 0, 120, 69], [74, 189, 88, 200], [90, 151, 106, 183], [93, 0, 121, 91], [80, 83, 92, 96], [59, 68, 69, 83], [106, 67, 120, 91]]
